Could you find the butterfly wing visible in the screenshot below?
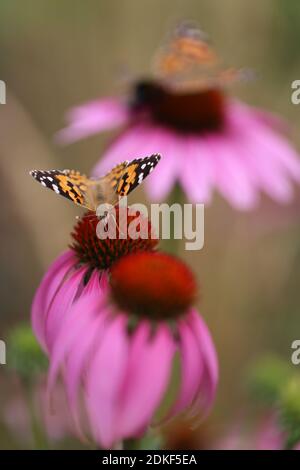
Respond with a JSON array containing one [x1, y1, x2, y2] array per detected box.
[[154, 22, 217, 75], [101, 161, 129, 192], [30, 155, 161, 212], [115, 154, 161, 197], [30, 169, 93, 210]]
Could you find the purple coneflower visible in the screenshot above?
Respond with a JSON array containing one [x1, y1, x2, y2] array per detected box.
[[32, 211, 218, 448], [56, 67, 300, 211]]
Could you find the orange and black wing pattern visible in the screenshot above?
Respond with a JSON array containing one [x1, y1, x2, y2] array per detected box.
[[30, 169, 92, 209], [30, 154, 161, 210], [154, 22, 217, 76], [102, 161, 129, 192], [115, 154, 161, 197], [153, 21, 246, 91]]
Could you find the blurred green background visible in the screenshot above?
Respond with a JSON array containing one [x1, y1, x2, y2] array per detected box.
[[0, 0, 300, 449]]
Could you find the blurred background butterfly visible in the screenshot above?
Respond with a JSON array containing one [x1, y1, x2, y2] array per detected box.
[[30, 154, 161, 212], [151, 20, 250, 92]]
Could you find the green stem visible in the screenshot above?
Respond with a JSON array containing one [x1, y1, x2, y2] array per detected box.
[[160, 183, 185, 255]]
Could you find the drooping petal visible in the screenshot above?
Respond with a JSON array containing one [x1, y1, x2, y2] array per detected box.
[[246, 105, 290, 135], [206, 132, 259, 210], [55, 98, 130, 144], [31, 251, 76, 351], [48, 275, 108, 437], [60, 270, 107, 415], [168, 317, 204, 416], [221, 118, 281, 202], [143, 127, 183, 201], [45, 266, 87, 353], [116, 322, 175, 439], [235, 132, 294, 203], [188, 309, 218, 416], [37, 379, 72, 442], [64, 308, 108, 436], [85, 314, 129, 448], [48, 272, 102, 393], [229, 101, 300, 191], [179, 134, 214, 204]]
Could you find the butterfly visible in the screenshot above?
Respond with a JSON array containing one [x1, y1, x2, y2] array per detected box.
[[152, 20, 249, 92], [30, 154, 161, 212]]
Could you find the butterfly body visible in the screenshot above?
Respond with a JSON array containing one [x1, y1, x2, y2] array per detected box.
[[30, 155, 161, 211]]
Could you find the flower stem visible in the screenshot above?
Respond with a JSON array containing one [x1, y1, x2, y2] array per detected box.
[[160, 183, 184, 255]]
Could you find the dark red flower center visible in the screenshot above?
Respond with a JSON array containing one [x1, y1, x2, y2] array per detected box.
[[70, 208, 158, 271], [131, 80, 225, 133], [110, 252, 197, 320]]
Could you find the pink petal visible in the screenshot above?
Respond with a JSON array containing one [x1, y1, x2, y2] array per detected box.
[[227, 113, 295, 203], [48, 280, 101, 393], [82, 269, 102, 295], [38, 380, 72, 441], [236, 135, 294, 203], [48, 277, 108, 438], [188, 309, 218, 416], [168, 318, 204, 416], [55, 98, 130, 144], [230, 102, 300, 185], [31, 251, 76, 351], [179, 135, 214, 203], [116, 322, 175, 439], [206, 133, 259, 210], [247, 124, 300, 184], [45, 266, 87, 353], [143, 128, 183, 201], [85, 314, 129, 448], [99, 271, 110, 292], [246, 103, 290, 134], [64, 309, 108, 437]]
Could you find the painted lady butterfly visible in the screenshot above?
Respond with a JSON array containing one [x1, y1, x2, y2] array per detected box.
[[30, 154, 161, 211], [153, 20, 247, 92]]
